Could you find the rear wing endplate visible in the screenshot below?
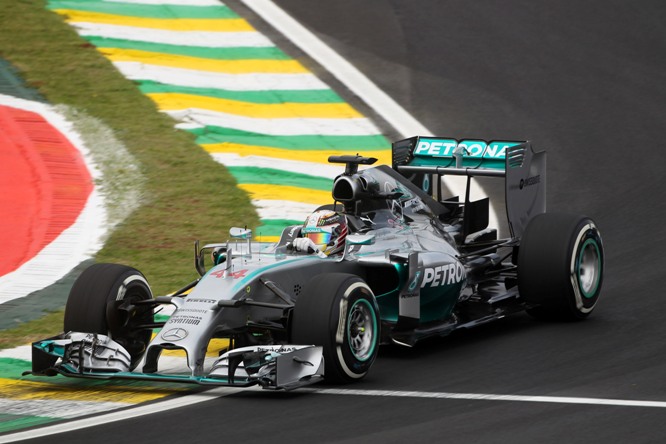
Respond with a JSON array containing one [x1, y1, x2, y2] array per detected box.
[[392, 136, 546, 238]]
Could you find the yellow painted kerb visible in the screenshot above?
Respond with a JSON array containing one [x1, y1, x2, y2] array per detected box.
[[203, 143, 392, 166], [239, 184, 331, 205], [54, 9, 254, 32], [0, 378, 181, 403], [102, 48, 308, 74], [148, 93, 362, 119]]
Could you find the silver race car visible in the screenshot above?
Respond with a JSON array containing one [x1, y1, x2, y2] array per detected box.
[[27, 136, 604, 390]]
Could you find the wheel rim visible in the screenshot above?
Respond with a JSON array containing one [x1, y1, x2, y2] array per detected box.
[[578, 238, 601, 298], [111, 287, 153, 365], [347, 299, 377, 361]]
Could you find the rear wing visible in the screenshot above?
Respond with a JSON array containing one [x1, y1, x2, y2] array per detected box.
[[392, 136, 546, 238]]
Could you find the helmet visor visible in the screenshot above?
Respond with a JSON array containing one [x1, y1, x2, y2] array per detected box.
[[305, 231, 332, 249]]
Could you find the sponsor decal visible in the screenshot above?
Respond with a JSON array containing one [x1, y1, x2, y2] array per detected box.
[[304, 210, 340, 230], [408, 271, 422, 292], [186, 298, 216, 304], [166, 315, 202, 326], [210, 269, 248, 279], [230, 269, 248, 279], [176, 308, 208, 314], [422, 174, 430, 192], [519, 175, 541, 189], [414, 138, 518, 159], [421, 263, 465, 287], [256, 346, 298, 353], [161, 328, 188, 341]]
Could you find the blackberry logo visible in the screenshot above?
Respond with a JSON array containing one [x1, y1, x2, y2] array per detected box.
[[520, 175, 541, 190]]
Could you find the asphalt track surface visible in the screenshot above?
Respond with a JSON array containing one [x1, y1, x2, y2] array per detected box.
[[16, 1, 666, 443]]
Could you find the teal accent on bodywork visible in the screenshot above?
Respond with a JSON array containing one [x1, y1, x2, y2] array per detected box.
[[410, 138, 522, 170], [34, 340, 66, 357], [65, 369, 253, 386], [375, 263, 406, 322], [422, 174, 430, 192], [419, 283, 463, 322], [376, 261, 464, 323], [375, 295, 399, 322], [408, 271, 421, 292], [347, 234, 375, 246], [227, 254, 321, 295]]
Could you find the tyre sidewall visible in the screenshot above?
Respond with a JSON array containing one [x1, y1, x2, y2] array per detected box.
[[518, 213, 604, 320], [64, 263, 153, 368], [292, 273, 380, 383]]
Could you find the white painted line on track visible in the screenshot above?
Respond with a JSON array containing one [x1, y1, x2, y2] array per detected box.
[[75, 23, 275, 47], [114, 62, 329, 90], [241, 0, 429, 139], [210, 153, 344, 178], [240, 0, 500, 230], [308, 388, 666, 409], [3, 385, 665, 443], [166, 108, 382, 136], [0, 387, 251, 444]]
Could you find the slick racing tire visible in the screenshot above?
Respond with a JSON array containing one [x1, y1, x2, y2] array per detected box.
[[518, 213, 604, 321], [291, 273, 380, 384], [64, 263, 154, 369]]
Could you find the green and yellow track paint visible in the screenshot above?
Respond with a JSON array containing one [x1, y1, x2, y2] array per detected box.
[[47, 0, 391, 242], [0, 355, 187, 433]]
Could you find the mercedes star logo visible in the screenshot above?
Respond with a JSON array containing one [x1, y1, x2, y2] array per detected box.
[[161, 328, 188, 341]]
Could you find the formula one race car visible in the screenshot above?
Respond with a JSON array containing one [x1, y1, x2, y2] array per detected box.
[[27, 136, 604, 390]]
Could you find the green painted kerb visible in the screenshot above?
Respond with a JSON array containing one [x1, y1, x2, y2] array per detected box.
[[257, 219, 302, 237], [47, 1, 240, 19], [227, 166, 332, 190]]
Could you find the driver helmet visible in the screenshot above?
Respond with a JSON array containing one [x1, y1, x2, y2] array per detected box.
[[302, 210, 348, 256]]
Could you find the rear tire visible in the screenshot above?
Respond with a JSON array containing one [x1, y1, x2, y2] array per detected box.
[[518, 213, 603, 320], [64, 263, 154, 369], [291, 273, 380, 383]]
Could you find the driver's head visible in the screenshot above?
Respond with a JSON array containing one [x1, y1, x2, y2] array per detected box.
[[302, 210, 348, 256]]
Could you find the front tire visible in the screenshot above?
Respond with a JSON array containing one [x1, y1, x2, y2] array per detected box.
[[64, 263, 154, 369], [518, 213, 604, 320], [291, 273, 380, 383]]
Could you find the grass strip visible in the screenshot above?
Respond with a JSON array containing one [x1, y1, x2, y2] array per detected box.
[[47, 1, 240, 19], [0, 0, 259, 338]]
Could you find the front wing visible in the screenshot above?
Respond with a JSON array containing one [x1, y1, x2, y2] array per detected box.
[[26, 332, 324, 391]]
